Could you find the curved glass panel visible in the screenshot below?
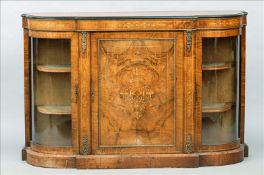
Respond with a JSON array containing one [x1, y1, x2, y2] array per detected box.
[[31, 38, 72, 146], [202, 36, 240, 145]]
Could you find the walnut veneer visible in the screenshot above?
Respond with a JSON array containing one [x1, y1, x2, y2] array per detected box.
[[22, 11, 248, 168]]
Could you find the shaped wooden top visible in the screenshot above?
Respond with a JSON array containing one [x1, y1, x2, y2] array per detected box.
[[22, 11, 247, 19]]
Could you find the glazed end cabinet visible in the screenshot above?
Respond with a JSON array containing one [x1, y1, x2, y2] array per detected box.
[[21, 11, 248, 168]]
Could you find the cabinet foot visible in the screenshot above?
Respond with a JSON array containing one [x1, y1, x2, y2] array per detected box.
[[244, 143, 249, 157], [22, 147, 27, 161]]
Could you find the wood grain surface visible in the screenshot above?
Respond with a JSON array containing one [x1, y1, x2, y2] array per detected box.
[[22, 13, 247, 168]]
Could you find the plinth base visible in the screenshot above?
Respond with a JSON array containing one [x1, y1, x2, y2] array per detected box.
[[23, 145, 246, 168]]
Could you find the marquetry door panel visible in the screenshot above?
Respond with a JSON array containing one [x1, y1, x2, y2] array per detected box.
[[91, 32, 184, 154]]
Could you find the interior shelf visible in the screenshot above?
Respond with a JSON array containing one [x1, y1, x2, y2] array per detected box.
[[202, 102, 233, 113], [37, 65, 71, 73], [202, 62, 233, 71], [37, 105, 71, 115]]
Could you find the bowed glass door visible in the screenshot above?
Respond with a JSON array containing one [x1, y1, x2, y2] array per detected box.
[[197, 30, 241, 147], [29, 32, 78, 151]]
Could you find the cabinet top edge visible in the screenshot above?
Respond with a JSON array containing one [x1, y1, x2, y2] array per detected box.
[[21, 11, 248, 20]]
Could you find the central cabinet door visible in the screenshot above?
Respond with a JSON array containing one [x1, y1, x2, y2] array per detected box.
[[91, 32, 184, 154]]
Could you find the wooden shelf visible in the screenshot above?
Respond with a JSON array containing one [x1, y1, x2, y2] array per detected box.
[[202, 62, 233, 71], [202, 102, 233, 113], [37, 65, 71, 73], [37, 105, 71, 115]]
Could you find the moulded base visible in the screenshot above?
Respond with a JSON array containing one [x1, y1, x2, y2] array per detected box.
[[24, 145, 246, 168]]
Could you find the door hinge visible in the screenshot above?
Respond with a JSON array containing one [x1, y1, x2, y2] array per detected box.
[[90, 80, 95, 102], [74, 83, 79, 103]]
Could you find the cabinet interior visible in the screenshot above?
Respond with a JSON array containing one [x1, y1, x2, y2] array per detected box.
[[201, 36, 239, 145], [31, 38, 72, 146]]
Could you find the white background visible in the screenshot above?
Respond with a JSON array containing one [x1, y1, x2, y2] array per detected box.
[[1, 1, 264, 175]]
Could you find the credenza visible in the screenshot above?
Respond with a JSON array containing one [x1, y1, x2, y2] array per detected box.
[[22, 11, 248, 168]]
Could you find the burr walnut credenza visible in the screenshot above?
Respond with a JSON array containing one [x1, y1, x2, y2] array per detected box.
[[21, 11, 248, 168]]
